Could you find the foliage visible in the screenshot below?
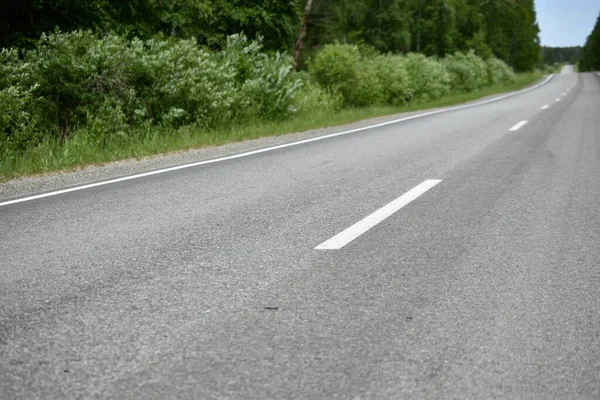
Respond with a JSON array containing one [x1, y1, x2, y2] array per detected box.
[[1, 71, 541, 181], [580, 13, 600, 72], [402, 53, 451, 102], [370, 55, 412, 105], [486, 57, 516, 85], [0, 0, 303, 51], [223, 34, 303, 119], [308, 43, 362, 106], [1, 0, 542, 71], [443, 50, 488, 92], [23, 31, 137, 139], [303, 0, 540, 71], [309, 43, 513, 107], [541, 46, 582, 66], [0, 31, 305, 154], [0, 49, 43, 153], [0, 14, 528, 174], [292, 73, 343, 115]]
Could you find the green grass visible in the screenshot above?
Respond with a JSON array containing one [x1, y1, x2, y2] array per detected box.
[[0, 72, 542, 181]]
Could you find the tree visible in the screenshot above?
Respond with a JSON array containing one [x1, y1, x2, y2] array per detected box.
[[580, 13, 600, 72], [414, 0, 459, 56], [0, 0, 303, 52], [541, 46, 582, 65], [1, 0, 542, 72], [363, 0, 412, 53], [0, 0, 111, 48], [294, 0, 313, 70], [482, 0, 540, 71]]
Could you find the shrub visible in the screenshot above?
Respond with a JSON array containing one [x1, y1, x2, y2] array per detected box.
[[403, 53, 451, 102], [292, 72, 343, 115], [223, 35, 302, 119], [22, 31, 136, 138], [1, 30, 519, 166], [308, 43, 361, 106], [486, 57, 515, 84], [309, 43, 388, 107], [351, 61, 385, 107], [0, 31, 306, 152], [443, 50, 489, 92], [132, 36, 238, 128], [370, 55, 413, 105], [0, 49, 44, 152], [309, 45, 517, 106]]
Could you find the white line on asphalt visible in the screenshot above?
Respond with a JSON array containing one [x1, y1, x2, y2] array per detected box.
[[0, 75, 555, 208], [509, 121, 528, 131], [315, 180, 442, 250], [541, 105, 550, 110], [556, 98, 561, 102]]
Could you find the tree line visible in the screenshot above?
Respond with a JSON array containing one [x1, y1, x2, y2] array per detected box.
[[1, 0, 542, 71], [580, 13, 600, 72], [540, 46, 582, 66]]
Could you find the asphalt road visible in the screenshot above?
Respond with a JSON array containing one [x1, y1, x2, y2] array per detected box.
[[1, 67, 599, 399]]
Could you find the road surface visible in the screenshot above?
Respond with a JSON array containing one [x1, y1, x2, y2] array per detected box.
[[1, 66, 599, 399]]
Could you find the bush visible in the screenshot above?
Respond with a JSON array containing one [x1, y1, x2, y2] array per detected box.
[[309, 45, 518, 106], [351, 61, 385, 107], [223, 35, 303, 119], [1, 30, 519, 166], [371, 55, 413, 105], [308, 43, 390, 107], [308, 43, 362, 106], [486, 57, 516, 84], [131, 36, 238, 128], [22, 31, 136, 138], [0, 31, 306, 154], [443, 51, 489, 92], [0, 49, 45, 153], [292, 72, 343, 115], [403, 53, 451, 102]]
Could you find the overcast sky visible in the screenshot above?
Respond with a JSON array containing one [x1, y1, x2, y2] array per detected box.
[[536, 0, 599, 47]]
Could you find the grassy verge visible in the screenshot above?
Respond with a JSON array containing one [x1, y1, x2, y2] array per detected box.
[[0, 72, 542, 181]]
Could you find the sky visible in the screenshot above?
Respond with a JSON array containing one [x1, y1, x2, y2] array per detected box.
[[536, 0, 599, 47]]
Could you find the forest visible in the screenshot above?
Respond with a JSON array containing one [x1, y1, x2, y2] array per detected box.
[[540, 46, 581, 66], [2, 0, 543, 70], [580, 13, 600, 72], [0, 0, 567, 179]]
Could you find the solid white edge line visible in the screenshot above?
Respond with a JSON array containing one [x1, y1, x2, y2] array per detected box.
[[541, 105, 550, 110], [0, 75, 555, 208], [315, 180, 442, 250], [509, 120, 528, 131]]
